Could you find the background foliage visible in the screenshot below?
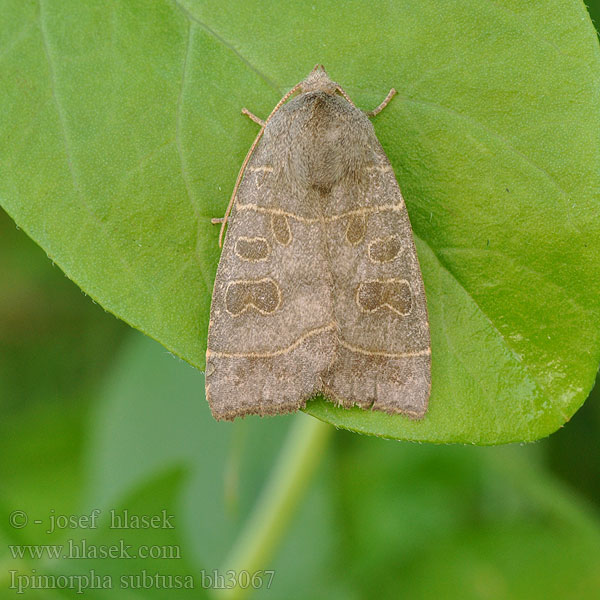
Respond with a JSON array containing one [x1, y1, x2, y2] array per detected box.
[[1, 1, 600, 598]]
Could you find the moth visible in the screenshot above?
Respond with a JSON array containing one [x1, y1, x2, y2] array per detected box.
[[206, 65, 431, 421]]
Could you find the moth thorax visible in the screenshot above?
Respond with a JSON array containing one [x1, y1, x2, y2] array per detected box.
[[300, 97, 370, 192], [300, 68, 338, 94], [306, 142, 365, 194]]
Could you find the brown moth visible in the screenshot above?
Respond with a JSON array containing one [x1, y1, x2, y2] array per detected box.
[[206, 65, 431, 421]]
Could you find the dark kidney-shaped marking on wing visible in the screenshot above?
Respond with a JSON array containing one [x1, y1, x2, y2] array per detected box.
[[356, 279, 413, 316], [225, 278, 282, 316], [345, 213, 367, 245], [271, 214, 292, 245]]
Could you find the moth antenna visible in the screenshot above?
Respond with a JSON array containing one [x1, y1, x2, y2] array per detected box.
[[366, 88, 397, 117], [336, 85, 358, 109], [264, 80, 304, 121], [218, 80, 304, 247], [242, 108, 266, 127], [218, 129, 264, 246]]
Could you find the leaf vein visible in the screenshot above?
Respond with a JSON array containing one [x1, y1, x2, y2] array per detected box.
[[437, 246, 590, 317], [403, 95, 570, 202], [171, 0, 280, 94], [175, 22, 213, 300], [417, 233, 545, 414], [37, 1, 78, 193], [37, 0, 153, 307]]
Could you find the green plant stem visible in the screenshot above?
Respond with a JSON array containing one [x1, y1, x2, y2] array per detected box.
[[213, 414, 332, 600]]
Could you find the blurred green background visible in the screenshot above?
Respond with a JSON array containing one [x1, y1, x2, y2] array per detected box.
[[2, 4, 600, 600]]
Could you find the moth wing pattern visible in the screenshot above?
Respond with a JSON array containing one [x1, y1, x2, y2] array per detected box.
[[205, 108, 337, 420], [321, 130, 431, 418], [206, 66, 431, 420]]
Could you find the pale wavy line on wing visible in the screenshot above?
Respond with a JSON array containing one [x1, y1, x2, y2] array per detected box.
[[234, 202, 405, 224], [338, 339, 431, 358], [206, 323, 336, 358], [207, 324, 430, 360]]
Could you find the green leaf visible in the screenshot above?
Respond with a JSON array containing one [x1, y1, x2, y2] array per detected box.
[[1, 0, 599, 443]]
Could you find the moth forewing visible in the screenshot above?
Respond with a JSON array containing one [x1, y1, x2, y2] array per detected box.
[[206, 66, 431, 421]]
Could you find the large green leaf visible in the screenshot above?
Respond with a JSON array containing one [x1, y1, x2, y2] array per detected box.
[[1, 0, 599, 443]]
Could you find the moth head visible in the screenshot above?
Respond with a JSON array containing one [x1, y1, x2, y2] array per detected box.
[[300, 64, 338, 95]]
